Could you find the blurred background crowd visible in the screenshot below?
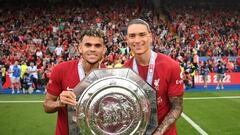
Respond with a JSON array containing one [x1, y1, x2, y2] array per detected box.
[[0, 0, 240, 92]]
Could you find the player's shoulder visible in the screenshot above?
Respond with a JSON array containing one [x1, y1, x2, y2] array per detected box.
[[53, 60, 79, 70], [156, 53, 179, 66]]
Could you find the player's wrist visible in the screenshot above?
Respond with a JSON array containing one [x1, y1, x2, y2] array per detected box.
[[57, 99, 66, 107]]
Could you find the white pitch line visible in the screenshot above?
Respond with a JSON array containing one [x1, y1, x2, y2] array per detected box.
[[184, 96, 240, 100], [181, 112, 208, 135], [0, 101, 43, 103]]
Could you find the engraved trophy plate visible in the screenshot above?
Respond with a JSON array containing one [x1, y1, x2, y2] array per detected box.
[[68, 68, 158, 135]]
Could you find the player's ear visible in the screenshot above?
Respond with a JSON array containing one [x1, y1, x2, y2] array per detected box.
[[149, 32, 153, 43], [125, 35, 130, 47], [78, 43, 82, 54], [102, 45, 107, 55]]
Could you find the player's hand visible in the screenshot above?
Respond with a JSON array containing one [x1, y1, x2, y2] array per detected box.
[[59, 91, 77, 106]]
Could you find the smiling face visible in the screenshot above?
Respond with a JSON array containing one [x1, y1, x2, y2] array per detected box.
[[126, 24, 152, 56], [78, 35, 106, 65]]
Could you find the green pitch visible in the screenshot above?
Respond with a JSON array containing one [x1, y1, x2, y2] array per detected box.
[[0, 90, 240, 135]]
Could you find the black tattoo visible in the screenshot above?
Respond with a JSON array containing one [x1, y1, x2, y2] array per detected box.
[[155, 96, 183, 135]]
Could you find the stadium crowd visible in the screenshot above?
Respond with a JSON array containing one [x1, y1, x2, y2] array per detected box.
[[0, 1, 240, 93]]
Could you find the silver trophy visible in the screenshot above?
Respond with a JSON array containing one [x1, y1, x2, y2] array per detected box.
[[68, 68, 158, 135]]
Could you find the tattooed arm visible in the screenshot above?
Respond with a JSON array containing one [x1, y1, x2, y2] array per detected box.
[[153, 96, 183, 135]]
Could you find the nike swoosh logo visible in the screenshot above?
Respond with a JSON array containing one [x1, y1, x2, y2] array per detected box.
[[67, 87, 74, 91]]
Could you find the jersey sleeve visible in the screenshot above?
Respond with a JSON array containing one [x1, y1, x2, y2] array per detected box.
[[47, 65, 63, 96], [168, 63, 184, 97]]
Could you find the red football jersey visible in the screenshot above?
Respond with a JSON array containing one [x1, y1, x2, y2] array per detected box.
[[47, 60, 80, 135], [47, 60, 106, 135], [124, 53, 184, 135]]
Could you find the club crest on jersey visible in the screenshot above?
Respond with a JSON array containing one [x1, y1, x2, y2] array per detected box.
[[154, 78, 160, 90]]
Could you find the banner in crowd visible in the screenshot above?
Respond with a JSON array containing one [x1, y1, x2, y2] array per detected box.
[[199, 56, 238, 62], [3, 73, 240, 88], [195, 72, 240, 85]]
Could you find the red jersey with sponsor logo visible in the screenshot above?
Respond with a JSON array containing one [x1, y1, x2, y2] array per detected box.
[[47, 60, 80, 135], [124, 53, 184, 135]]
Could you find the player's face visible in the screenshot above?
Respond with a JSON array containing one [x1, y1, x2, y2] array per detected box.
[[126, 24, 152, 55], [79, 36, 106, 64]]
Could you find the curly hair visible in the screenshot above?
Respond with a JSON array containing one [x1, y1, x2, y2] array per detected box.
[[79, 27, 105, 42]]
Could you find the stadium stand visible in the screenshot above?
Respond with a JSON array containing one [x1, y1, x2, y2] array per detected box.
[[0, 0, 239, 94]]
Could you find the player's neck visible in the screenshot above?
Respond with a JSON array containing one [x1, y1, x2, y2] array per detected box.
[[82, 60, 99, 75], [134, 49, 151, 66]]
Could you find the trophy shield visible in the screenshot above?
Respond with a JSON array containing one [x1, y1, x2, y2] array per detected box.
[[68, 68, 158, 135]]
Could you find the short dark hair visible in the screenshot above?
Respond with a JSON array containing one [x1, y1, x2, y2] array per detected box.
[[127, 18, 151, 32], [80, 27, 105, 42]]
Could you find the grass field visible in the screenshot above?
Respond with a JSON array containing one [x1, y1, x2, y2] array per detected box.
[[0, 90, 240, 135]]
